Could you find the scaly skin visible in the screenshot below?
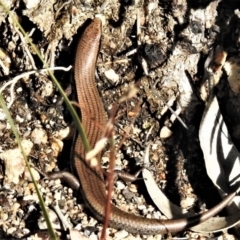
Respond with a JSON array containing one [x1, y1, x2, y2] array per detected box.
[[73, 17, 237, 235]]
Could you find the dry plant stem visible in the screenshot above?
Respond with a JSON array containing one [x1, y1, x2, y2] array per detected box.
[[137, 9, 141, 47], [117, 124, 143, 147], [12, 19, 37, 70], [101, 104, 118, 239], [145, 124, 154, 143], [100, 0, 109, 12], [143, 144, 151, 166], [137, 9, 149, 75], [101, 120, 116, 240], [101, 142, 115, 240], [28, 28, 35, 37], [54, 0, 72, 20], [0, 66, 71, 108], [52, 202, 72, 231], [103, 58, 130, 65], [72, 17, 239, 235], [126, 48, 137, 57], [151, 88, 188, 129], [50, 42, 58, 68]]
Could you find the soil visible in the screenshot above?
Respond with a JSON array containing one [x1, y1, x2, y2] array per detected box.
[[0, 0, 239, 239]]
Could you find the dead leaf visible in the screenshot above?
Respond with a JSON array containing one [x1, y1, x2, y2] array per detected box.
[[199, 96, 240, 233]]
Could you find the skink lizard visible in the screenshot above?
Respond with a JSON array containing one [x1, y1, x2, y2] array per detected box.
[[67, 17, 237, 235]]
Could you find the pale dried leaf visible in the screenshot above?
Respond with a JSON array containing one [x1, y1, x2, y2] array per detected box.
[[190, 211, 240, 233], [199, 97, 240, 199], [199, 96, 240, 231], [143, 168, 240, 233], [143, 169, 190, 218]]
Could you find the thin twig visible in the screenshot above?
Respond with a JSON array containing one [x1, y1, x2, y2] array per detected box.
[[151, 88, 188, 129], [100, 105, 117, 240], [0, 66, 72, 108], [12, 21, 37, 70]]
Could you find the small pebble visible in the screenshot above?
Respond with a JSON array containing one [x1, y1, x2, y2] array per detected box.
[[160, 126, 172, 139], [113, 229, 128, 240], [104, 69, 119, 83]]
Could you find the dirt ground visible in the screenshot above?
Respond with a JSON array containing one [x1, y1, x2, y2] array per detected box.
[[0, 0, 240, 239]]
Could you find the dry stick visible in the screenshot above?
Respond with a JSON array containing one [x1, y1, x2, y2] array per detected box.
[[101, 104, 118, 240], [52, 202, 72, 231], [100, 0, 109, 12], [117, 123, 143, 147], [101, 101, 141, 238], [13, 23, 37, 70], [101, 100, 148, 239], [0, 66, 71, 108], [145, 124, 155, 143], [54, 0, 72, 20], [151, 87, 188, 129], [49, 41, 58, 68]]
